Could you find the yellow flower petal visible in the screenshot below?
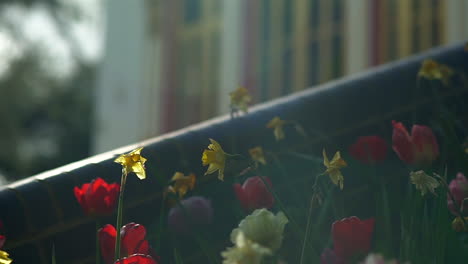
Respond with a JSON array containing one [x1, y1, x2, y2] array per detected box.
[[0, 250, 12, 264], [249, 147, 267, 165], [171, 172, 196, 198], [452, 217, 468, 232], [418, 59, 453, 85], [230, 87, 252, 113], [267, 117, 287, 141], [329, 170, 344, 190], [330, 151, 347, 167], [114, 147, 148, 179], [410, 171, 439, 196], [322, 149, 347, 190], [218, 166, 225, 181], [322, 149, 330, 167], [202, 139, 227, 181]]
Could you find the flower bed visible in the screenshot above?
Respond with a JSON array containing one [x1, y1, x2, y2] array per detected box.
[[0, 43, 467, 263]]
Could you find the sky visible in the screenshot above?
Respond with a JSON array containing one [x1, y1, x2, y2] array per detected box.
[[0, 0, 104, 80]]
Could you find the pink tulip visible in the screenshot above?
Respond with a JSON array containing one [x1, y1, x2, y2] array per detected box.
[[392, 121, 439, 166], [448, 173, 468, 215]]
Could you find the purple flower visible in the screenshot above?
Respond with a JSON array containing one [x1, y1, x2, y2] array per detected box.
[[168, 196, 213, 234]]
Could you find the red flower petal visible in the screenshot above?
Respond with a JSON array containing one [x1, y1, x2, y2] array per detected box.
[[74, 183, 90, 214], [392, 121, 439, 166], [106, 183, 120, 210], [233, 184, 249, 211], [332, 216, 375, 260], [349, 136, 387, 163], [121, 223, 149, 256], [246, 177, 274, 210], [87, 179, 111, 214], [115, 254, 158, 264], [392, 121, 415, 164], [99, 224, 117, 264], [74, 178, 120, 216], [0, 235, 5, 249], [234, 176, 274, 212], [411, 124, 439, 164]]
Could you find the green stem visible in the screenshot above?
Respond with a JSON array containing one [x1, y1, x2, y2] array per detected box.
[[286, 151, 322, 163], [299, 193, 317, 264], [114, 172, 128, 262], [257, 175, 320, 258], [225, 153, 244, 159], [51, 244, 56, 264], [299, 174, 321, 264], [96, 220, 101, 264], [155, 197, 165, 253]]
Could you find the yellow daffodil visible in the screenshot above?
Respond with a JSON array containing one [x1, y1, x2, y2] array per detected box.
[[231, 209, 288, 252], [452, 216, 468, 232], [202, 139, 227, 181], [0, 250, 12, 264], [418, 59, 453, 85], [114, 147, 147, 179], [322, 149, 347, 190], [170, 172, 196, 198], [249, 146, 266, 165], [221, 231, 272, 264], [266, 117, 287, 141], [230, 87, 252, 113], [410, 170, 439, 196]]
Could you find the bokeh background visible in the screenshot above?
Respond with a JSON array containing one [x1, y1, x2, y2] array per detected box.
[[1, 0, 467, 182]]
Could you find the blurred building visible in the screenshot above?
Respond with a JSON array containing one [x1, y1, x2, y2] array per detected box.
[[93, 0, 468, 154]]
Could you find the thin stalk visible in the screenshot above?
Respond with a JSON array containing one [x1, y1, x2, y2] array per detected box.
[[155, 197, 165, 253], [299, 193, 317, 264], [286, 151, 322, 163], [114, 172, 128, 262], [257, 175, 320, 258], [299, 174, 321, 264], [52, 244, 56, 264], [174, 247, 184, 264], [96, 220, 101, 264]]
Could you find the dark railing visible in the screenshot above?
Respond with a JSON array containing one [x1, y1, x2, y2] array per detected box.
[[1, 43, 467, 263]]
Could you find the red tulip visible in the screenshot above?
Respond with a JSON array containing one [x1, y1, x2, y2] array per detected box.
[[332, 216, 375, 261], [115, 254, 158, 264], [74, 177, 120, 216], [99, 223, 155, 264], [448, 172, 468, 216], [233, 176, 274, 212], [349, 136, 387, 164], [391, 121, 439, 166]]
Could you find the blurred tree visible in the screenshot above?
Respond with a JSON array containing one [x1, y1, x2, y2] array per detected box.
[[0, 0, 102, 180]]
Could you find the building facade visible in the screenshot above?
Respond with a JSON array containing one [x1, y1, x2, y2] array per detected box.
[[93, 0, 468, 154]]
